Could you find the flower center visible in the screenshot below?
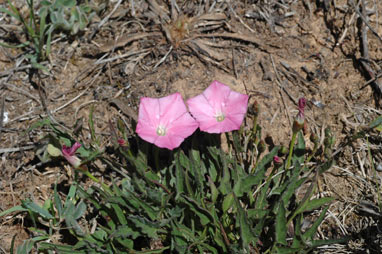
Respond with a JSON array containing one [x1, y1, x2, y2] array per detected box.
[[215, 113, 225, 122], [156, 125, 167, 136]]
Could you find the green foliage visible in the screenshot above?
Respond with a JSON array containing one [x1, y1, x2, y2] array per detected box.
[[3, 114, 349, 253], [0, 0, 96, 70]]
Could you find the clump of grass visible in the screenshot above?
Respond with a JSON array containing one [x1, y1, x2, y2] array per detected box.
[[0, 0, 96, 70]]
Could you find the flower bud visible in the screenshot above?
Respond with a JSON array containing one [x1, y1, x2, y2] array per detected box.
[[293, 97, 307, 133], [252, 100, 260, 117], [62, 142, 82, 168], [273, 155, 283, 165]]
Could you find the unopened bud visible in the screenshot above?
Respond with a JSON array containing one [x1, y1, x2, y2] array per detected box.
[[273, 155, 283, 165], [252, 101, 260, 117], [293, 97, 307, 133], [310, 133, 319, 144], [118, 139, 127, 146]]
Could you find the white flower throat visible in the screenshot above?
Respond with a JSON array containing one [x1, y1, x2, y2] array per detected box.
[[156, 125, 167, 136]]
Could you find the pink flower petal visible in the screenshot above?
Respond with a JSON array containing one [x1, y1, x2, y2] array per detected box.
[[62, 142, 82, 168], [187, 80, 248, 133], [187, 94, 215, 121], [224, 91, 249, 116], [203, 80, 231, 111], [138, 97, 161, 128], [136, 93, 198, 150], [159, 93, 189, 126], [167, 113, 199, 139]]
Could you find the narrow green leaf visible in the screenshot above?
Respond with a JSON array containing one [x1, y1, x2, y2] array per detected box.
[[297, 197, 334, 214], [369, 116, 382, 129], [247, 209, 268, 219], [274, 246, 301, 254], [235, 195, 254, 247], [222, 192, 234, 213], [303, 206, 329, 240], [281, 176, 306, 205], [218, 150, 231, 195], [275, 201, 287, 245], [208, 176, 219, 203], [22, 200, 53, 220], [181, 195, 213, 226], [72, 201, 86, 220], [234, 147, 279, 197], [0, 205, 28, 217], [128, 215, 161, 239], [112, 203, 127, 225], [308, 238, 348, 248], [175, 151, 185, 198], [0, 41, 30, 48], [53, 184, 63, 218]]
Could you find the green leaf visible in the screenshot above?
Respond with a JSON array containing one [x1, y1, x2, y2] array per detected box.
[[190, 149, 204, 195], [247, 209, 268, 219], [308, 238, 348, 248], [296, 197, 334, 214], [22, 200, 53, 220], [122, 189, 159, 220], [303, 206, 329, 240], [281, 175, 306, 205], [275, 201, 287, 245], [53, 184, 63, 218], [175, 151, 185, 198], [0, 41, 30, 48], [17, 236, 49, 254], [222, 192, 234, 213], [218, 150, 231, 195], [208, 176, 219, 203], [369, 116, 382, 129], [234, 146, 279, 197], [111, 225, 140, 239], [274, 246, 301, 254], [235, 195, 254, 247], [0, 205, 28, 217], [72, 201, 86, 220], [47, 144, 62, 157], [128, 215, 161, 239], [181, 195, 213, 226], [112, 203, 127, 225]]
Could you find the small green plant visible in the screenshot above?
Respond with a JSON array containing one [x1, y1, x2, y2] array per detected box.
[[1, 105, 351, 253], [0, 0, 96, 70]]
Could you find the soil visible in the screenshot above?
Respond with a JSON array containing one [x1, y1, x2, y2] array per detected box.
[[1, 0, 382, 253]]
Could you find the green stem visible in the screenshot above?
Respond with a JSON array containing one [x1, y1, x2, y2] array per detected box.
[[286, 131, 298, 170], [306, 142, 318, 164], [83, 170, 112, 194], [252, 115, 258, 136]]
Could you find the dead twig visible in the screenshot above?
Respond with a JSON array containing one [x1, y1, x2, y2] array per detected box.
[[0, 145, 35, 154], [357, 0, 382, 97]]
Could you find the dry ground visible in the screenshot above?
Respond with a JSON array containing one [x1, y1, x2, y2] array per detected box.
[[1, 0, 382, 253]]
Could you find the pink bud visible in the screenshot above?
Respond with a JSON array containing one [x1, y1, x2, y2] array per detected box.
[[273, 156, 283, 164], [62, 142, 82, 168]]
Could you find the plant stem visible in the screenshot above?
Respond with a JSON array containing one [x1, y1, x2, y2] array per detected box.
[[286, 131, 298, 170], [83, 170, 111, 194]]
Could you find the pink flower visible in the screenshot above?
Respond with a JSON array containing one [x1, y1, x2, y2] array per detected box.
[[62, 142, 82, 168], [136, 93, 199, 150], [187, 80, 249, 133]]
